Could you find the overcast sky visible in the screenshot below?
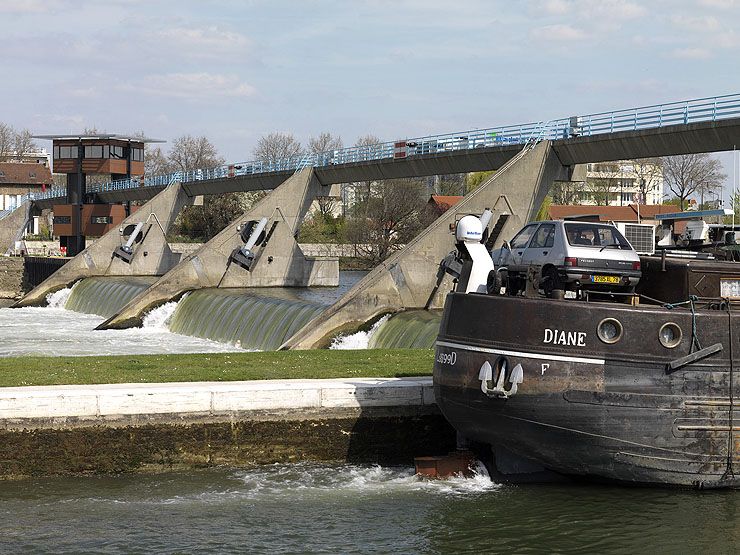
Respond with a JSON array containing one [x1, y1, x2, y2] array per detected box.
[[2, 0, 739, 196]]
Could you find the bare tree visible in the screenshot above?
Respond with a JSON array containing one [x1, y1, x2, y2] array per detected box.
[[169, 135, 224, 172], [253, 132, 303, 162], [663, 154, 726, 210], [586, 163, 622, 205], [345, 178, 427, 264], [13, 129, 37, 158], [145, 145, 172, 175], [0, 123, 15, 160], [308, 132, 343, 154], [628, 157, 664, 204], [549, 179, 581, 205]]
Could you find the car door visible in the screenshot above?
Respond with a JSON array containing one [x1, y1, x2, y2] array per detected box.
[[506, 223, 539, 273], [521, 223, 556, 274]]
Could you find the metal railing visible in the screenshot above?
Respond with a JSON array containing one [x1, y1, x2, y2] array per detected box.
[[26, 92, 740, 204]]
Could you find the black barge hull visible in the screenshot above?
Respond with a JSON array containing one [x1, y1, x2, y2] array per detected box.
[[434, 293, 740, 488]]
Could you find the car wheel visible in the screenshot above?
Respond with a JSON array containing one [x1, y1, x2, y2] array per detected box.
[[486, 270, 502, 295], [506, 274, 521, 296], [542, 267, 562, 298]]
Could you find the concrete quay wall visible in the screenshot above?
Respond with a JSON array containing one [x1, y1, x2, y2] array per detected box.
[[0, 378, 456, 479]]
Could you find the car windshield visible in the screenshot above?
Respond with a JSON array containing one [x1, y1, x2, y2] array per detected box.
[[564, 223, 631, 249]]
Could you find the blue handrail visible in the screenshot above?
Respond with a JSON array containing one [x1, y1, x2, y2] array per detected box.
[[27, 92, 740, 204]]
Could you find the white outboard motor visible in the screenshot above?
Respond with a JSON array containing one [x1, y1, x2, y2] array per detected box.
[[455, 215, 495, 293]]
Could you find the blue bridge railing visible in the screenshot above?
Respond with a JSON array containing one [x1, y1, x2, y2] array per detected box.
[[24, 92, 740, 205]]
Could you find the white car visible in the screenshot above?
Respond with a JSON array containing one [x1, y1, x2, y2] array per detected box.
[[492, 220, 642, 296]]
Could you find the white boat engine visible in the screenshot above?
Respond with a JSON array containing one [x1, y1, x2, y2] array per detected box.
[[437, 212, 495, 294]]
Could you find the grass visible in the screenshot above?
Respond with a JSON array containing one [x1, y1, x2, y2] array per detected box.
[[0, 349, 435, 388]]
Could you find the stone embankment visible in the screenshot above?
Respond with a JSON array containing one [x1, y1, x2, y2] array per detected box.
[[0, 377, 455, 478], [0, 257, 24, 299]]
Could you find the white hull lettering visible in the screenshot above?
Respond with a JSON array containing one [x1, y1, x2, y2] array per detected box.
[[543, 328, 586, 347]]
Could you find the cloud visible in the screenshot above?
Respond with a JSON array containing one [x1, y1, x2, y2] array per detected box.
[[670, 14, 721, 32], [530, 23, 588, 41], [698, 0, 736, 7], [0, 0, 49, 13], [156, 26, 251, 57], [129, 73, 257, 101], [540, 0, 570, 15], [671, 47, 712, 59]]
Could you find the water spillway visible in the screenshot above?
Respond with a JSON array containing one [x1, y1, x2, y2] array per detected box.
[[168, 289, 326, 351], [64, 277, 158, 318], [368, 310, 442, 349]]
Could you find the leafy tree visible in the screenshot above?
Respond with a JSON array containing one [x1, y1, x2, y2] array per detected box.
[[663, 153, 726, 210], [465, 171, 495, 193], [175, 193, 249, 241], [253, 132, 304, 162]]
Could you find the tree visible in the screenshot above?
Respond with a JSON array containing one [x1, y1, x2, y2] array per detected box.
[[585, 163, 622, 205], [627, 157, 663, 204], [308, 132, 343, 154], [0, 123, 14, 159], [12, 129, 37, 158], [465, 171, 495, 193], [175, 193, 249, 241], [0, 122, 38, 161], [144, 145, 172, 176], [663, 154, 726, 210], [253, 132, 303, 162], [308, 132, 344, 217], [169, 135, 224, 172], [344, 178, 427, 264], [549, 179, 581, 205]]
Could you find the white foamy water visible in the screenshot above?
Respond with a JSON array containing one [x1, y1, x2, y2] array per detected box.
[[45, 285, 74, 308], [0, 299, 240, 357], [141, 300, 181, 329], [330, 315, 389, 350]]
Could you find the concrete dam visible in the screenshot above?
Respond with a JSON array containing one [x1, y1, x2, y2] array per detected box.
[[52, 274, 443, 350]]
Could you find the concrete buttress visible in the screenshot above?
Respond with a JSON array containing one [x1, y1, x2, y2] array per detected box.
[[15, 182, 193, 307], [97, 168, 338, 329], [283, 141, 570, 349], [0, 202, 32, 255]]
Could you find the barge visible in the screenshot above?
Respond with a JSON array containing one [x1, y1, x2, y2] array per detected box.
[[433, 211, 740, 488]]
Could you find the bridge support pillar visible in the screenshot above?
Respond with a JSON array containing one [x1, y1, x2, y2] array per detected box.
[[98, 168, 338, 329], [0, 201, 32, 255], [15, 182, 193, 307], [283, 141, 569, 349]]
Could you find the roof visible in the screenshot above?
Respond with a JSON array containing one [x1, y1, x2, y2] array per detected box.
[[548, 204, 676, 222], [32, 133, 165, 143], [428, 195, 463, 211], [0, 162, 53, 186]]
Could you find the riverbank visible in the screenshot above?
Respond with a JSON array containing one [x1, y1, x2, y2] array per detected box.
[[0, 349, 433, 386], [0, 376, 454, 479]]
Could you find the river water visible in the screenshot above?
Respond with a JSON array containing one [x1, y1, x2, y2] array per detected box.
[[2, 274, 738, 552], [0, 463, 737, 554]]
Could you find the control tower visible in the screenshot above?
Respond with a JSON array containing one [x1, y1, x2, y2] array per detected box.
[[34, 134, 163, 256]]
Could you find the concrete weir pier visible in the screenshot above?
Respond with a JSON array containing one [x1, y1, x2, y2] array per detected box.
[[0, 378, 455, 478]]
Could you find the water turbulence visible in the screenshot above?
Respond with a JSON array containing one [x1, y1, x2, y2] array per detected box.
[[368, 310, 442, 349], [168, 288, 325, 351], [64, 276, 158, 318]]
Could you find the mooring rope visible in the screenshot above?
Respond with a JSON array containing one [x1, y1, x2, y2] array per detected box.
[[664, 295, 702, 353]]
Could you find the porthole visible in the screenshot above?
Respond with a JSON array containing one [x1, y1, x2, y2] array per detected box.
[[597, 318, 623, 344], [659, 322, 682, 349]]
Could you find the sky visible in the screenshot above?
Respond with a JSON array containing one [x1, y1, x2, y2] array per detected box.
[[2, 0, 740, 198]]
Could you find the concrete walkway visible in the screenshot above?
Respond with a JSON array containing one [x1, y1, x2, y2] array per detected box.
[[0, 377, 434, 422]]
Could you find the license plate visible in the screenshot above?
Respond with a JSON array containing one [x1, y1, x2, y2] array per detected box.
[[720, 278, 740, 299], [591, 275, 620, 284]]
